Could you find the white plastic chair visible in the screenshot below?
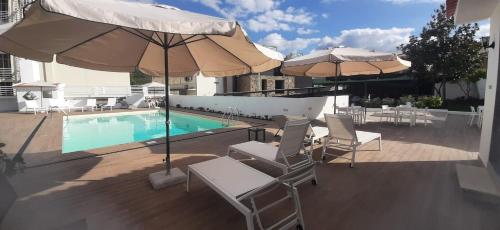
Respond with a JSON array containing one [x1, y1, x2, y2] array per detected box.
[[228, 120, 316, 178], [84, 99, 97, 112], [379, 105, 394, 123], [321, 114, 382, 168], [25, 100, 47, 115], [101, 98, 117, 111]]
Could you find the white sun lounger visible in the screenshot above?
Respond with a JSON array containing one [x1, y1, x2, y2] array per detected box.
[[25, 100, 48, 115], [101, 98, 117, 111], [228, 120, 316, 178], [321, 114, 382, 168], [83, 98, 97, 112], [187, 156, 312, 230]]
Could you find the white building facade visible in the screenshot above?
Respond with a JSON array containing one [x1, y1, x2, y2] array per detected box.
[[0, 0, 131, 112]]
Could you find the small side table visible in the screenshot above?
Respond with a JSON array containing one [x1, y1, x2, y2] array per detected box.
[[247, 127, 266, 142]]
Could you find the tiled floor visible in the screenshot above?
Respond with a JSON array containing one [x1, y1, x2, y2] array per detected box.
[[1, 110, 498, 230]]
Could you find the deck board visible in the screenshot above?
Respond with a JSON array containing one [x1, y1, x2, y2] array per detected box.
[[1, 111, 499, 230]]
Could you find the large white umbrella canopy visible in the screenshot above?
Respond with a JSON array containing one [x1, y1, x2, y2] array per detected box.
[[0, 0, 281, 77], [282, 47, 411, 110], [0, 0, 282, 180], [282, 47, 410, 77]]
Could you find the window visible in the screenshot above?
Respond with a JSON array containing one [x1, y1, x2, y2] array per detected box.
[[275, 80, 285, 94], [261, 79, 267, 91], [0, 54, 10, 69], [0, 0, 7, 22]]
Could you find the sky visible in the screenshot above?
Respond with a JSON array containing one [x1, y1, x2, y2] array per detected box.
[[132, 0, 490, 54]]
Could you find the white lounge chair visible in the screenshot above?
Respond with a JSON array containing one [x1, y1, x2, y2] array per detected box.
[[321, 114, 382, 168], [379, 105, 394, 123], [306, 126, 329, 155], [228, 120, 316, 179], [83, 99, 97, 112], [48, 98, 70, 113], [187, 156, 313, 230], [25, 100, 47, 115], [101, 98, 117, 111]]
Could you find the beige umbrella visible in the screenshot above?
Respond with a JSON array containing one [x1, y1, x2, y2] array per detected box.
[[0, 0, 281, 187], [282, 47, 411, 110]]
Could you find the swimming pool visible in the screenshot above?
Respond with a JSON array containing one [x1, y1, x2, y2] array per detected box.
[[62, 111, 226, 153]]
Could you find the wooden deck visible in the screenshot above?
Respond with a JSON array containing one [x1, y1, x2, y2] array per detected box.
[[1, 110, 499, 230]]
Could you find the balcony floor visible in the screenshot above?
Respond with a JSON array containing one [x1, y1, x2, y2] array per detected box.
[[1, 110, 499, 230]]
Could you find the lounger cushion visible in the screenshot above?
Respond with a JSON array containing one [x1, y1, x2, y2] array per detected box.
[[310, 126, 329, 139], [229, 141, 279, 161], [188, 156, 275, 198], [355, 131, 381, 145]]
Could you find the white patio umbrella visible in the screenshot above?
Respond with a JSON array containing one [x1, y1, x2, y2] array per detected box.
[[0, 0, 282, 188], [282, 47, 411, 110]]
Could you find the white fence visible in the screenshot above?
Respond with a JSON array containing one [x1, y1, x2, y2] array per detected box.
[[64, 86, 132, 98], [170, 95, 350, 119]]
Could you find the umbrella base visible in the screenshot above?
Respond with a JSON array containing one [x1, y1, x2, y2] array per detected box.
[[149, 168, 187, 190]]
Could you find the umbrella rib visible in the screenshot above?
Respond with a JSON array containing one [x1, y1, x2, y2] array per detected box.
[[183, 39, 202, 73], [56, 27, 121, 55], [121, 28, 163, 47], [169, 35, 197, 47], [366, 62, 384, 74], [204, 36, 252, 72], [170, 37, 208, 48], [303, 63, 318, 77], [135, 33, 156, 67]]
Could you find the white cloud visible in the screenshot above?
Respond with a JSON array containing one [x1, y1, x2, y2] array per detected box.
[[193, 0, 316, 34], [122, 0, 156, 3], [247, 7, 315, 32], [381, 0, 444, 4], [259, 33, 320, 53], [318, 27, 414, 51], [297, 28, 319, 35], [321, 13, 329, 19], [260, 27, 414, 53], [193, 0, 279, 18], [477, 23, 490, 38]]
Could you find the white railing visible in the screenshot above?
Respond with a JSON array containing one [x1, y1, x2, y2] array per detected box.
[[0, 86, 15, 96], [0, 68, 13, 81], [64, 86, 132, 98], [130, 85, 165, 97]]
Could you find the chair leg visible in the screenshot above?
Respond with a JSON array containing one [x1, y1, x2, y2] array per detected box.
[[245, 213, 255, 230], [321, 139, 328, 162], [378, 136, 382, 151], [274, 129, 281, 137], [350, 146, 356, 168], [186, 169, 191, 192]]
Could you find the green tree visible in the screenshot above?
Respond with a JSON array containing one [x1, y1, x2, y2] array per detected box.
[[130, 69, 152, 85], [399, 4, 483, 100]]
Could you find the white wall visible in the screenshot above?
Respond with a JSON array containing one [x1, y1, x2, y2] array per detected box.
[[0, 97, 18, 112], [170, 95, 349, 120], [434, 80, 484, 99], [44, 62, 130, 87], [196, 73, 218, 96], [19, 59, 42, 83], [479, 3, 500, 166]]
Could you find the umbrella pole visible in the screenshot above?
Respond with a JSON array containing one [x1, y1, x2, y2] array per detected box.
[[333, 62, 339, 114], [148, 34, 187, 190], [164, 41, 171, 175]]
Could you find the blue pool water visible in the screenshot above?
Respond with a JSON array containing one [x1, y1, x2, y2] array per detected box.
[[62, 111, 225, 153]]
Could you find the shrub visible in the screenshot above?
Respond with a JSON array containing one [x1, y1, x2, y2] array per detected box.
[[362, 97, 382, 108], [399, 95, 415, 106], [425, 96, 443, 108], [197, 107, 205, 111], [175, 104, 181, 108], [381, 98, 395, 106], [415, 96, 443, 109]]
